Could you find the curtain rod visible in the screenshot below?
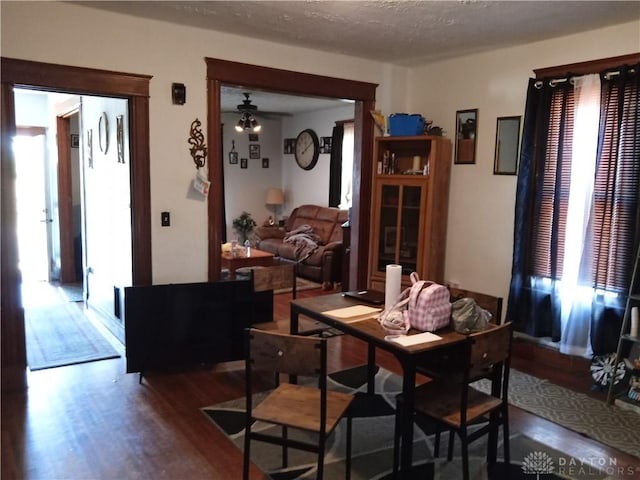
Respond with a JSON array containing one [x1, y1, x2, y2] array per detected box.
[[534, 67, 636, 89]]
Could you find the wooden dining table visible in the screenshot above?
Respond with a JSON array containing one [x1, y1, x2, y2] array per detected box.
[[289, 292, 468, 477]]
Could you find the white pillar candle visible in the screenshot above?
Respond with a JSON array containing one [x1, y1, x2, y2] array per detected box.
[[412, 155, 421, 171], [631, 306, 639, 337], [385, 264, 402, 310]]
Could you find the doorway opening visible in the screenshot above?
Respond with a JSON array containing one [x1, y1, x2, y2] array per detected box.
[[13, 88, 127, 370]]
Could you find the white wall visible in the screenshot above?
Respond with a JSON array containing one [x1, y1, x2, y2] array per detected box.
[[282, 104, 355, 212], [409, 20, 640, 312], [1, 1, 404, 284], [222, 113, 283, 239], [2, 1, 637, 299]]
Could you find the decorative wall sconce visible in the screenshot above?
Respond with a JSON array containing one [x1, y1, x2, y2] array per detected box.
[[172, 83, 186, 105], [188, 118, 207, 169]]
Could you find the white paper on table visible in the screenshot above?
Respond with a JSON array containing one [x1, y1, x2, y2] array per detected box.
[[387, 332, 442, 346], [322, 305, 382, 322]]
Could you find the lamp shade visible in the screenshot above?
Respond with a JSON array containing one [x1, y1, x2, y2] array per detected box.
[[265, 188, 284, 205]]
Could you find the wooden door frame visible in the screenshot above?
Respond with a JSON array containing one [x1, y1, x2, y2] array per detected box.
[[1, 57, 152, 392], [205, 58, 377, 289]]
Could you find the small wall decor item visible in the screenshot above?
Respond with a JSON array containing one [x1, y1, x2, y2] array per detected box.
[[70, 134, 79, 148], [229, 140, 238, 164], [188, 118, 207, 169], [321, 136, 332, 154], [98, 112, 109, 154], [249, 144, 260, 159], [192, 169, 210, 197], [248, 133, 259, 142], [116, 115, 125, 164], [493, 116, 521, 175], [455, 109, 478, 165], [240, 158, 248, 169], [262, 158, 269, 168], [87, 129, 93, 168], [284, 138, 295, 154]]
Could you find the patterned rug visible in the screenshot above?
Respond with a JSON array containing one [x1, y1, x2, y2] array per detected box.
[[202, 365, 612, 479], [473, 370, 640, 459]]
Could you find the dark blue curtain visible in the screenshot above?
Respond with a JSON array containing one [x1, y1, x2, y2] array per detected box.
[[507, 65, 640, 355], [328, 125, 344, 207]]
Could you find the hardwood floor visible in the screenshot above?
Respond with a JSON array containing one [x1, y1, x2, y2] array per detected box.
[[2, 288, 638, 479]]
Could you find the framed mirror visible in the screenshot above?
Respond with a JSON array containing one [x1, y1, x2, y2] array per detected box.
[[455, 109, 477, 164], [493, 116, 521, 175]]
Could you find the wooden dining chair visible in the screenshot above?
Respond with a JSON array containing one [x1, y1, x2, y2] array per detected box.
[[416, 287, 504, 380], [448, 286, 503, 324], [243, 328, 354, 480], [393, 322, 513, 480]]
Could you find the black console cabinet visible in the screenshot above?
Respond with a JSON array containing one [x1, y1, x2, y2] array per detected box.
[[124, 279, 272, 374]]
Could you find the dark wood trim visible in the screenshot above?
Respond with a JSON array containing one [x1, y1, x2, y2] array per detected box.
[[1, 57, 153, 390], [56, 116, 75, 283], [129, 95, 152, 286], [205, 58, 377, 288], [335, 119, 355, 126], [1, 82, 27, 393], [534, 52, 640, 78], [1, 57, 151, 97]]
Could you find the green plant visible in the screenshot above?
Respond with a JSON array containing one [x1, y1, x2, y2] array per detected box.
[[232, 211, 257, 242]]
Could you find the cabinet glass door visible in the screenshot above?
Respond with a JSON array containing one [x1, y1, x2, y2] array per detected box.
[[377, 184, 400, 271], [376, 183, 423, 275], [399, 186, 421, 275]]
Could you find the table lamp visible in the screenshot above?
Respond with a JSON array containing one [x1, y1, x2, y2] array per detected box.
[[265, 188, 284, 224]]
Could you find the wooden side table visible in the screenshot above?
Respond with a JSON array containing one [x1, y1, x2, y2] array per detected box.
[[221, 248, 275, 279]]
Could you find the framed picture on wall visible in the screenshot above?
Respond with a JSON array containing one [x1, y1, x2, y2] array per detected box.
[[248, 133, 259, 142], [249, 144, 260, 159], [321, 136, 332, 154], [240, 158, 248, 169], [70, 134, 79, 148], [284, 138, 295, 154]]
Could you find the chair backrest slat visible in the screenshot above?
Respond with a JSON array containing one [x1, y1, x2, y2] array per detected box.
[[248, 328, 323, 377]]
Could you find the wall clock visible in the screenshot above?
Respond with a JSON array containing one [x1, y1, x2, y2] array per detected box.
[[294, 128, 320, 170]]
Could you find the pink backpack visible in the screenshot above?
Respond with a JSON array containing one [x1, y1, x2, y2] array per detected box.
[[405, 272, 451, 332]]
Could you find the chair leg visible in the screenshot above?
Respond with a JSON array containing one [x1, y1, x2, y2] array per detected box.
[[447, 429, 455, 461], [434, 423, 441, 458], [282, 426, 288, 468], [346, 416, 352, 480], [503, 409, 510, 466], [318, 434, 326, 480], [243, 428, 251, 480], [392, 397, 402, 474], [460, 430, 470, 480]]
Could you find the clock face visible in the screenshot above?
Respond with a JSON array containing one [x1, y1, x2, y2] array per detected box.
[[294, 129, 320, 170]]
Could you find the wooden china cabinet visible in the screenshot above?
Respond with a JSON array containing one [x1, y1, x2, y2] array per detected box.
[[368, 135, 452, 291]]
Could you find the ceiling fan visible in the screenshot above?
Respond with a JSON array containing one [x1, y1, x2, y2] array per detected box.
[[234, 92, 262, 132], [223, 90, 292, 119]]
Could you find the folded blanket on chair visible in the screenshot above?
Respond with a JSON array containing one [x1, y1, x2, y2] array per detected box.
[[284, 224, 321, 262]]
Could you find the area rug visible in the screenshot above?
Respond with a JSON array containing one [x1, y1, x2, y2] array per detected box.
[[274, 277, 322, 295], [24, 302, 120, 371], [202, 365, 611, 479], [473, 370, 640, 459]]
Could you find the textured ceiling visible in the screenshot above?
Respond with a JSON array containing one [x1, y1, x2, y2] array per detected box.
[[81, 1, 640, 66], [78, 1, 640, 114]]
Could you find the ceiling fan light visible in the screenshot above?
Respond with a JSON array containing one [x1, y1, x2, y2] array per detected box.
[[235, 118, 244, 132], [250, 117, 261, 132]]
